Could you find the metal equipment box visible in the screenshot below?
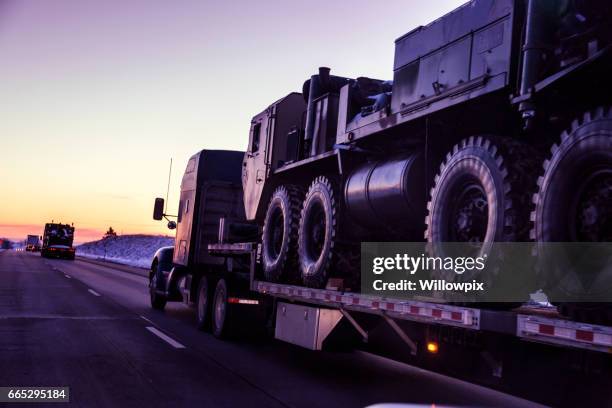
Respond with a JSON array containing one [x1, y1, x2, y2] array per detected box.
[[275, 302, 342, 350]]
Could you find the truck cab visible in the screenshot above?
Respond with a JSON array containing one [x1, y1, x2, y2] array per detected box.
[[150, 150, 259, 332]]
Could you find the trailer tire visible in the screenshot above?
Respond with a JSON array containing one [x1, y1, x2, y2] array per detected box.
[[262, 186, 303, 283], [298, 176, 340, 288], [212, 279, 234, 339], [531, 107, 612, 324], [196, 277, 211, 331], [426, 136, 540, 307]]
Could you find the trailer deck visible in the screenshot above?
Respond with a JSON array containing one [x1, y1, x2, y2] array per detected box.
[[209, 242, 612, 354]]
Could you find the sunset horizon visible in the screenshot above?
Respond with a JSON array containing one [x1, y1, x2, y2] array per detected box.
[[0, 0, 464, 245]]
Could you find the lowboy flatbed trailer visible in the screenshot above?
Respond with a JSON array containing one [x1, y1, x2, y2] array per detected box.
[[208, 242, 612, 355]]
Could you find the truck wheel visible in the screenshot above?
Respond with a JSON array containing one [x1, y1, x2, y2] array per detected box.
[[196, 277, 211, 330], [149, 261, 167, 311], [298, 176, 339, 288], [211, 278, 234, 338], [531, 107, 612, 324], [426, 136, 540, 307], [262, 185, 302, 282], [427, 135, 538, 242]]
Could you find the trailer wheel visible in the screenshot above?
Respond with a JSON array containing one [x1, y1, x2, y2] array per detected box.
[[195, 277, 211, 330], [149, 261, 167, 311], [426, 136, 540, 306], [262, 185, 303, 282], [298, 176, 339, 288], [212, 279, 234, 338], [531, 107, 612, 324]]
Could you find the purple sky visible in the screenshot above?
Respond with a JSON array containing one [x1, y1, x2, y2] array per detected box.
[[0, 0, 464, 242]]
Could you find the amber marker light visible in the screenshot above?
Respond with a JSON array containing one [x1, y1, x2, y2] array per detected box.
[[426, 341, 439, 353]]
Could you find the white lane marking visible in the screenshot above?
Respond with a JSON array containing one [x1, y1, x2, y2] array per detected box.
[[146, 326, 186, 349], [140, 315, 153, 324], [64, 274, 71, 279], [88, 289, 101, 297]]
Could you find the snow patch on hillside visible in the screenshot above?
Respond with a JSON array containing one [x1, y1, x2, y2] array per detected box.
[[77, 235, 174, 268]]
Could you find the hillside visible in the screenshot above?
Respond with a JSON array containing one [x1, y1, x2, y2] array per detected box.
[[77, 235, 174, 268]]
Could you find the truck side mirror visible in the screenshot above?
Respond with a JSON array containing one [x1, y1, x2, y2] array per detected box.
[[167, 221, 177, 230], [153, 198, 165, 220]]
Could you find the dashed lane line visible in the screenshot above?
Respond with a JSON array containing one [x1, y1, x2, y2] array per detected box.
[[88, 289, 101, 297], [146, 326, 186, 349], [140, 315, 153, 324]]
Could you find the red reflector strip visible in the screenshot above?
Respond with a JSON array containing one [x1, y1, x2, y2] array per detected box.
[[539, 324, 555, 335], [227, 297, 259, 305], [576, 330, 594, 342], [352, 298, 360, 305], [386, 303, 395, 311], [451, 312, 462, 321], [410, 306, 419, 314], [372, 301, 380, 309], [432, 309, 442, 318]]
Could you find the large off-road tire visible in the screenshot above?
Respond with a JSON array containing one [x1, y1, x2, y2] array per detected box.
[[531, 107, 612, 324], [149, 261, 167, 311], [262, 186, 303, 282], [426, 135, 539, 243], [195, 277, 211, 331], [298, 176, 340, 288], [426, 136, 540, 307]]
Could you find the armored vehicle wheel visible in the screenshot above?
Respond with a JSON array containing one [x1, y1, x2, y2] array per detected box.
[[531, 107, 612, 324], [262, 185, 302, 282], [427, 135, 538, 243], [298, 176, 340, 288], [196, 277, 211, 330], [426, 136, 540, 307]]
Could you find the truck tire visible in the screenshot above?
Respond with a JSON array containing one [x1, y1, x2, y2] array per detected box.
[[426, 136, 540, 306], [262, 185, 302, 282], [196, 277, 211, 331], [298, 176, 339, 288], [531, 107, 612, 324], [211, 278, 234, 338], [149, 261, 167, 311], [427, 135, 539, 243]]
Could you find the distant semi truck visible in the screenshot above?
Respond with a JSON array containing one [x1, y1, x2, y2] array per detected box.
[[25, 235, 41, 252], [41, 223, 75, 260]]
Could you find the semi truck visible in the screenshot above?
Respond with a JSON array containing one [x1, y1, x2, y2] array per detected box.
[[25, 235, 41, 252], [41, 222, 75, 260], [150, 0, 611, 404]]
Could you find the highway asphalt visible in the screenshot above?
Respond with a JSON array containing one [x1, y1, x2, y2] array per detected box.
[[0, 250, 547, 408]]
